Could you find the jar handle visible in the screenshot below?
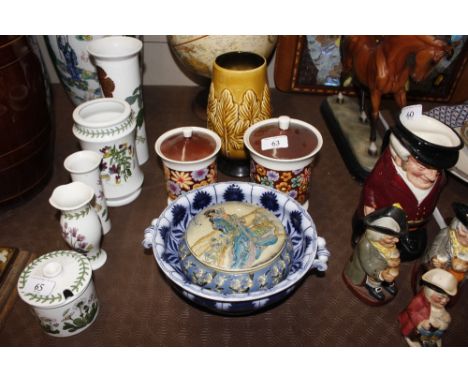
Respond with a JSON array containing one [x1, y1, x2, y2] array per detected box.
[[142, 218, 159, 249], [310, 236, 330, 272]]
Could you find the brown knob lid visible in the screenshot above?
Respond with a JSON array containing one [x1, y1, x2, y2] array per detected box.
[[248, 116, 319, 160], [159, 127, 218, 162]]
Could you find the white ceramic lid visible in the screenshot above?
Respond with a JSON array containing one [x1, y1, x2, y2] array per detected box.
[[17, 250, 92, 308], [185, 202, 287, 272]]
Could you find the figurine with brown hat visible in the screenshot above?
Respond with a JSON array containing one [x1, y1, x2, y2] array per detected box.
[[352, 105, 463, 262], [343, 204, 407, 305], [398, 268, 457, 347]]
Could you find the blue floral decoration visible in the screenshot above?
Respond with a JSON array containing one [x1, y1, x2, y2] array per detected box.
[[171, 204, 187, 226], [223, 185, 245, 202], [304, 235, 312, 250], [290, 210, 303, 233], [158, 226, 170, 241], [260, 191, 279, 212], [192, 190, 212, 210]]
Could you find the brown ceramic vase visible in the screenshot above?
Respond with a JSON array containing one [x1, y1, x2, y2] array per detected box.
[[0, 36, 54, 209]]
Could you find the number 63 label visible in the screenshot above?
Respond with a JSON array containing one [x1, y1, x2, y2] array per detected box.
[[23, 276, 56, 296], [261, 135, 289, 151]]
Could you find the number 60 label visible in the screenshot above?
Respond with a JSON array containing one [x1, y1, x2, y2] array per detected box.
[[402, 104, 422, 120]]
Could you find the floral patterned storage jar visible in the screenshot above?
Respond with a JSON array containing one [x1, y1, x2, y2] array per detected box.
[[243, 116, 323, 209], [155, 126, 221, 204], [178, 201, 293, 295], [17, 250, 99, 337], [72, 98, 144, 207]]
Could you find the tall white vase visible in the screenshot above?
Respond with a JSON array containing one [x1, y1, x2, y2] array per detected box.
[[45, 35, 105, 106], [49, 182, 107, 270], [87, 36, 149, 165], [64, 150, 111, 234], [72, 98, 144, 207]]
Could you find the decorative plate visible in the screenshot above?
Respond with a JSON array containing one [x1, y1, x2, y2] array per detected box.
[[143, 182, 330, 315]]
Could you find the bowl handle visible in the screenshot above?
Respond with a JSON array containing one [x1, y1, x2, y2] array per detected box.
[[142, 218, 159, 249], [310, 236, 330, 272]]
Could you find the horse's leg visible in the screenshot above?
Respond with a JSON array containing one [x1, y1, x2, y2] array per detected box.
[[359, 89, 368, 124], [368, 89, 381, 156], [393, 89, 407, 109]]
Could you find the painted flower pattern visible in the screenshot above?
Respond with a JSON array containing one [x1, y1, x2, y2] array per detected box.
[[165, 163, 216, 200], [99, 143, 134, 185], [61, 222, 93, 254], [223, 184, 245, 202], [251, 162, 310, 205]]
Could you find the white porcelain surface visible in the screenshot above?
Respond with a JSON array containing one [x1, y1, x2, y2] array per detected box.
[[64, 150, 111, 234], [49, 182, 107, 270], [87, 36, 149, 165], [17, 250, 99, 337], [73, 98, 144, 207]]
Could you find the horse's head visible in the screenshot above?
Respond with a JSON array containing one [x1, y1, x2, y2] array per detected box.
[[410, 36, 453, 82]]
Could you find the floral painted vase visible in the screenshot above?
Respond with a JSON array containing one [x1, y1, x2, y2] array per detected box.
[[87, 36, 149, 165], [72, 98, 144, 207], [45, 35, 105, 106], [17, 250, 99, 337], [49, 182, 107, 270], [64, 150, 111, 235]]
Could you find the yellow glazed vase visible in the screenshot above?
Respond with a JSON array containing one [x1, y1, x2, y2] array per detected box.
[[207, 52, 271, 176]]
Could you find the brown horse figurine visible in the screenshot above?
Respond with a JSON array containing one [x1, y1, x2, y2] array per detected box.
[[341, 35, 453, 156]]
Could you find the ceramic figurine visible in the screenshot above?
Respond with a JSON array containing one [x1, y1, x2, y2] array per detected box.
[[424, 202, 468, 284], [344, 204, 407, 305], [352, 106, 463, 262], [398, 268, 457, 347], [341, 36, 453, 156]]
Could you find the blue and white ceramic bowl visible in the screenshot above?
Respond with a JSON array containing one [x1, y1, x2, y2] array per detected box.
[[143, 182, 330, 315]]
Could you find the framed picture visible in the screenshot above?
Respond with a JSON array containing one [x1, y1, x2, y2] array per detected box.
[[274, 35, 468, 103]]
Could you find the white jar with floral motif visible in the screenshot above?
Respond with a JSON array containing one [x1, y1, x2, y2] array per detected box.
[[72, 98, 144, 207], [17, 250, 99, 337]]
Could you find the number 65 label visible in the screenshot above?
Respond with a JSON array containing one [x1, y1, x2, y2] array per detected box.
[[23, 277, 56, 296]]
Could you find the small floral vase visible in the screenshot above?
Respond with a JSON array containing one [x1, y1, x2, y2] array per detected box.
[[49, 182, 107, 271], [72, 98, 144, 207], [87, 36, 149, 165], [64, 150, 111, 234]]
